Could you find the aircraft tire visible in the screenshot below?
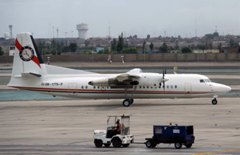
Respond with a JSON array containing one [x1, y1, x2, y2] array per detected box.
[[212, 98, 217, 105], [122, 99, 132, 107]]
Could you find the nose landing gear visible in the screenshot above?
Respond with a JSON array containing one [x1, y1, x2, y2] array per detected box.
[[212, 98, 218, 105]]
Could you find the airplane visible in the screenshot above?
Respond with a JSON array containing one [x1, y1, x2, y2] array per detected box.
[[7, 32, 231, 107]]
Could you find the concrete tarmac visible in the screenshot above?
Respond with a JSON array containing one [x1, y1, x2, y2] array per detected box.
[[0, 98, 240, 154]]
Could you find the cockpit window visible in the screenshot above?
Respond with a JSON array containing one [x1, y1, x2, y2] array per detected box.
[[205, 79, 211, 82], [200, 79, 211, 83]]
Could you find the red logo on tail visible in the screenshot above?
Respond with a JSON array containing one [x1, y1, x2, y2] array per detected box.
[[15, 39, 41, 68]]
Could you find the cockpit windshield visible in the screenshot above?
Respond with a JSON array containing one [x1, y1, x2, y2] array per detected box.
[[200, 79, 211, 83]]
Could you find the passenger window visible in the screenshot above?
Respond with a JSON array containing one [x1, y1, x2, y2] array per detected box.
[[171, 85, 173, 89], [175, 85, 177, 88], [81, 86, 84, 89]]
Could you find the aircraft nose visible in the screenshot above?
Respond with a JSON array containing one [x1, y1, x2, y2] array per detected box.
[[212, 83, 231, 93]]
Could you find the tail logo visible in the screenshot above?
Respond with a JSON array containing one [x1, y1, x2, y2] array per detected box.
[[19, 46, 34, 61], [15, 39, 41, 68]]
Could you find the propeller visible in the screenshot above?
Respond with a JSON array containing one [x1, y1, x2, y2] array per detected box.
[[163, 67, 166, 90]]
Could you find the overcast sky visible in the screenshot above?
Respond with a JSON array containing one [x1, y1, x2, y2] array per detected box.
[[1, 0, 240, 38]]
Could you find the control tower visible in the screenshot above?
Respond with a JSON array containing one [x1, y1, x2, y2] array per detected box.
[[76, 23, 88, 39]]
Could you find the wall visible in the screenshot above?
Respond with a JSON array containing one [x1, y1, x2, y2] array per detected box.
[[1, 53, 240, 63]]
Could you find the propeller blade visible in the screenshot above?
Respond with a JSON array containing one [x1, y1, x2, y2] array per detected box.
[[162, 67, 166, 91]]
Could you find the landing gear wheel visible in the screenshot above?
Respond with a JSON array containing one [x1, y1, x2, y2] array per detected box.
[[122, 98, 134, 107], [174, 142, 182, 149], [112, 138, 122, 148], [212, 98, 218, 105], [94, 139, 103, 148]]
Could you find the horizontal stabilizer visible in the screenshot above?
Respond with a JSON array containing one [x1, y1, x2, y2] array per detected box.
[[21, 72, 41, 78]]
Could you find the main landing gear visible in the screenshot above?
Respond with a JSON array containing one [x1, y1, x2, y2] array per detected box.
[[122, 99, 134, 107], [212, 98, 218, 105]]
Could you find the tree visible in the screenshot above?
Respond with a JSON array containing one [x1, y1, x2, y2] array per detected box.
[[197, 44, 206, 52], [0, 47, 4, 56], [69, 43, 77, 52], [213, 32, 219, 38], [147, 34, 150, 40], [159, 43, 168, 53], [133, 34, 138, 38], [117, 33, 124, 53], [149, 42, 154, 52], [229, 39, 237, 47], [62, 46, 69, 53], [218, 43, 223, 53], [123, 47, 137, 54], [84, 40, 90, 47], [111, 38, 117, 51], [142, 40, 146, 53], [181, 47, 192, 53]]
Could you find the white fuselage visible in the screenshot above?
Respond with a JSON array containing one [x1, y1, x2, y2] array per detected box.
[[9, 65, 231, 100]]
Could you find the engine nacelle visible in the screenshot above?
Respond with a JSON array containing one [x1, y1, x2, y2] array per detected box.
[[88, 78, 110, 86], [89, 78, 139, 87]]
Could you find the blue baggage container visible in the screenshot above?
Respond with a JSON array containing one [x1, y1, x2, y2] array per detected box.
[[145, 125, 195, 149]]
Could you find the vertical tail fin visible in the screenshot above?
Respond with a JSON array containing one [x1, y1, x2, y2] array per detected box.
[[12, 32, 44, 76]]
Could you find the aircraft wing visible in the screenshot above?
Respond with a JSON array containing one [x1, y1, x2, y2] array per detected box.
[[88, 68, 141, 88]]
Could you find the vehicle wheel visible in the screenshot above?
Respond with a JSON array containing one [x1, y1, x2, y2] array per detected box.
[[185, 144, 192, 148], [122, 99, 131, 107], [145, 140, 156, 148], [212, 98, 217, 105], [94, 139, 103, 148], [104, 143, 111, 147], [122, 144, 129, 147], [174, 142, 182, 149], [112, 138, 122, 148]]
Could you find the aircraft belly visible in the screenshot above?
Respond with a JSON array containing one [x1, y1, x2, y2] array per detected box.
[[45, 91, 214, 99]]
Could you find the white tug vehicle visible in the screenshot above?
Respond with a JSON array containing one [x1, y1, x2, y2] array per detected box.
[[93, 115, 134, 148]]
